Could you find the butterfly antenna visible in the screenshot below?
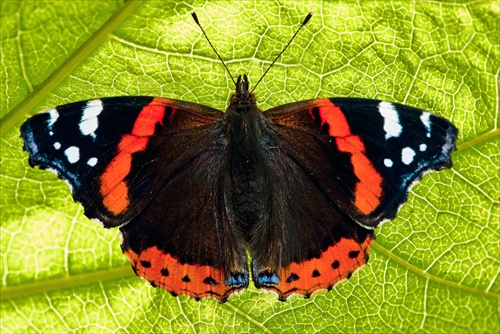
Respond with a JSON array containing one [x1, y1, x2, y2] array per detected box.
[[250, 12, 313, 94], [192, 12, 237, 86]]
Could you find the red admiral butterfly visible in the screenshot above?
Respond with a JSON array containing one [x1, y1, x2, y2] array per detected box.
[[20, 13, 457, 302]]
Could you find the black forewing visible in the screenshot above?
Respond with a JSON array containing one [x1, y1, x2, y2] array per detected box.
[[333, 98, 457, 224], [266, 97, 457, 228], [20, 96, 223, 227]]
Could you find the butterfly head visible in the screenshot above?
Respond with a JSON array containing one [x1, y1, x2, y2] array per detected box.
[[230, 74, 256, 109]]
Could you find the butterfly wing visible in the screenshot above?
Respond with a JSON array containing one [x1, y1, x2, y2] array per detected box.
[[21, 97, 248, 301], [20, 97, 222, 226], [267, 98, 458, 227], [248, 97, 456, 299]]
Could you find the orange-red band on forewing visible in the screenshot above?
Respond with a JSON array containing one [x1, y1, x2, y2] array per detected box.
[[262, 234, 374, 300], [118, 134, 149, 153], [312, 99, 383, 215], [336, 136, 383, 214], [100, 153, 132, 196], [123, 246, 244, 301], [99, 100, 166, 215], [355, 182, 381, 216], [132, 98, 168, 136], [102, 181, 129, 215], [311, 98, 351, 137], [335, 135, 365, 153]]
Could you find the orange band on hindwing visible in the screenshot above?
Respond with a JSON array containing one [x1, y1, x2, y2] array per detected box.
[[99, 98, 171, 215], [123, 245, 245, 301], [310, 99, 383, 215], [262, 233, 374, 300]]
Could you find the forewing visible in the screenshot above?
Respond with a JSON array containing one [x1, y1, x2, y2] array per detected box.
[[20, 96, 223, 227], [267, 97, 457, 227]]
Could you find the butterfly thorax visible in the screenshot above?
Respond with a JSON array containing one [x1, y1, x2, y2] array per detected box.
[[223, 75, 270, 232]]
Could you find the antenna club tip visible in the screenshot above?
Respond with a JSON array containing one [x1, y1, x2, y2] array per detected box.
[[303, 12, 313, 25], [191, 12, 200, 25]]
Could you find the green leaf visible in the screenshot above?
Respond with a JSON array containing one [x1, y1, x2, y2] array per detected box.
[[1, 1, 498, 332]]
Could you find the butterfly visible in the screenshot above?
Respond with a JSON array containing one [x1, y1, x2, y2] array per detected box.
[[20, 13, 457, 302]]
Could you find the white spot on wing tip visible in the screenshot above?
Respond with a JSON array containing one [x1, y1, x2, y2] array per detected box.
[[420, 143, 427, 152], [401, 147, 416, 165], [53, 142, 61, 150], [420, 112, 432, 138], [46, 109, 59, 129], [80, 100, 103, 138], [384, 158, 393, 167], [64, 146, 80, 164], [420, 112, 431, 129], [378, 101, 402, 140], [87, 99, 103, 107]]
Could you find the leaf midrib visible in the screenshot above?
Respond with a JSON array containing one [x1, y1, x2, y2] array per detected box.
[[0, 0, 143, 138]]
